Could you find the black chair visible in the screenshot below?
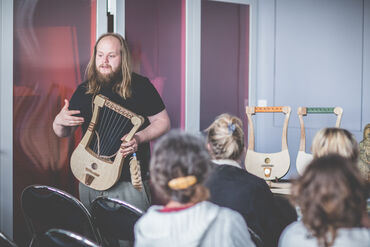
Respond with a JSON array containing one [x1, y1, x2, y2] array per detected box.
[[39, 229, 100, 247], [91, 197, 144, 247], [21, 185, 102, 247], [0, 232, 18, 247]]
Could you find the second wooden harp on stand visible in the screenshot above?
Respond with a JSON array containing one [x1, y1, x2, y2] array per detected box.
[[296, 107, 343, 175]]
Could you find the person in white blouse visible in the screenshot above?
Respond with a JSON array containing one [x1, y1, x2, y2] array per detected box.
[[134, 130, 255, 247], [279, 154, 370, 247]]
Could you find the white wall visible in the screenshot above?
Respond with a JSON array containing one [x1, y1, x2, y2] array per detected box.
[[254, 0, 370, 178]]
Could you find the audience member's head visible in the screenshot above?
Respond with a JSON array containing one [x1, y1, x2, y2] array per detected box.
[[311, 128, 359, 163], [206, 113, 244, 161], [150, 130, 210, 205], [291, 154, 368, 247]]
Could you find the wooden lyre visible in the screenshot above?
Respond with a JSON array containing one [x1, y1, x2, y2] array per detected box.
[[245, 106, 291, 180], [296, 107, 343, 175], [70, 94, 144, 191]]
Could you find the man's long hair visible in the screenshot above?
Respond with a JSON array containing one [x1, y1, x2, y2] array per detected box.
[[85, 33, 132, 99]]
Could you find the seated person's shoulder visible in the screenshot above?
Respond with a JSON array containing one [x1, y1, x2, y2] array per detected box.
[[208, 162, 221, 171], [207, 201, 247, 228], [279, 221, 307, 245], [237, 168, 270, 187]]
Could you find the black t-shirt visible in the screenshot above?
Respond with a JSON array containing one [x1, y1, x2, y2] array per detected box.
[[69, 73, 165, 181]]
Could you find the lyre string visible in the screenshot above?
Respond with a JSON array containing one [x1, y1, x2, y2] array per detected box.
[[98, 106, 117, 154], [95, 106, 114, 156], [93, 130, 102, 156], [91, 105, 132, 158], [91, 93, 99, 153], [94, 130, 118, 159], [100, 109, 130, 155], [92, 106, 111, 154], [100, 107, 126, 155], [92, 106, 107, 153]]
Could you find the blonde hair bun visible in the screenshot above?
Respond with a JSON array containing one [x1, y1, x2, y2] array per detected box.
[[206, 113, 244, 161]]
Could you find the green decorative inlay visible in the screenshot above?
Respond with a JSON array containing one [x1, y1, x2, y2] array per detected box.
[[306, 107, 335, 114]]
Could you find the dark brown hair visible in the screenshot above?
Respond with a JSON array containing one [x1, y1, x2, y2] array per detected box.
[[291, 154, 368, 247], [150, 130, 210, 204]]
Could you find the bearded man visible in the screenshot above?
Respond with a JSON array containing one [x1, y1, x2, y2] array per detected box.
[[53, 33, 170, 212]]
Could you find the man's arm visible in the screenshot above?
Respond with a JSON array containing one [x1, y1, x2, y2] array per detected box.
[[136, 109, 171, 143], [120, 109, 170, 156], [53, 99, 84, 137]]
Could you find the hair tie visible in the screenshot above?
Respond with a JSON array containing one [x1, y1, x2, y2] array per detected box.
[[228, 123, 236, 135], [168, 176, 197, 190]]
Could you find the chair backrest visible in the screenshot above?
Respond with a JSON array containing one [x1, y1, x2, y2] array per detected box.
[[91, 197, 144, 244], [39, 229, 100, 247], [0, 232, 18, 247], [21, 185, 102, 246]]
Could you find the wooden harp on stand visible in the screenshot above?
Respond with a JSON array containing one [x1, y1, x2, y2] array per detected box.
[[296, 107, 343, 175], [245, 106, 291, 180], [71, 94, 144, 191]]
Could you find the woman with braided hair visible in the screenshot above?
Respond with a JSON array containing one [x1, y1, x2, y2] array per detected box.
[[205, 113, 296, 247], [279, 154, 370, 247], [134, 130, 255, 247]]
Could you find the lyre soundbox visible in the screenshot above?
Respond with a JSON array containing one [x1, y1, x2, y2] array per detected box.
[[245, 106, 291, 180], [71, 94, 144, 191]]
